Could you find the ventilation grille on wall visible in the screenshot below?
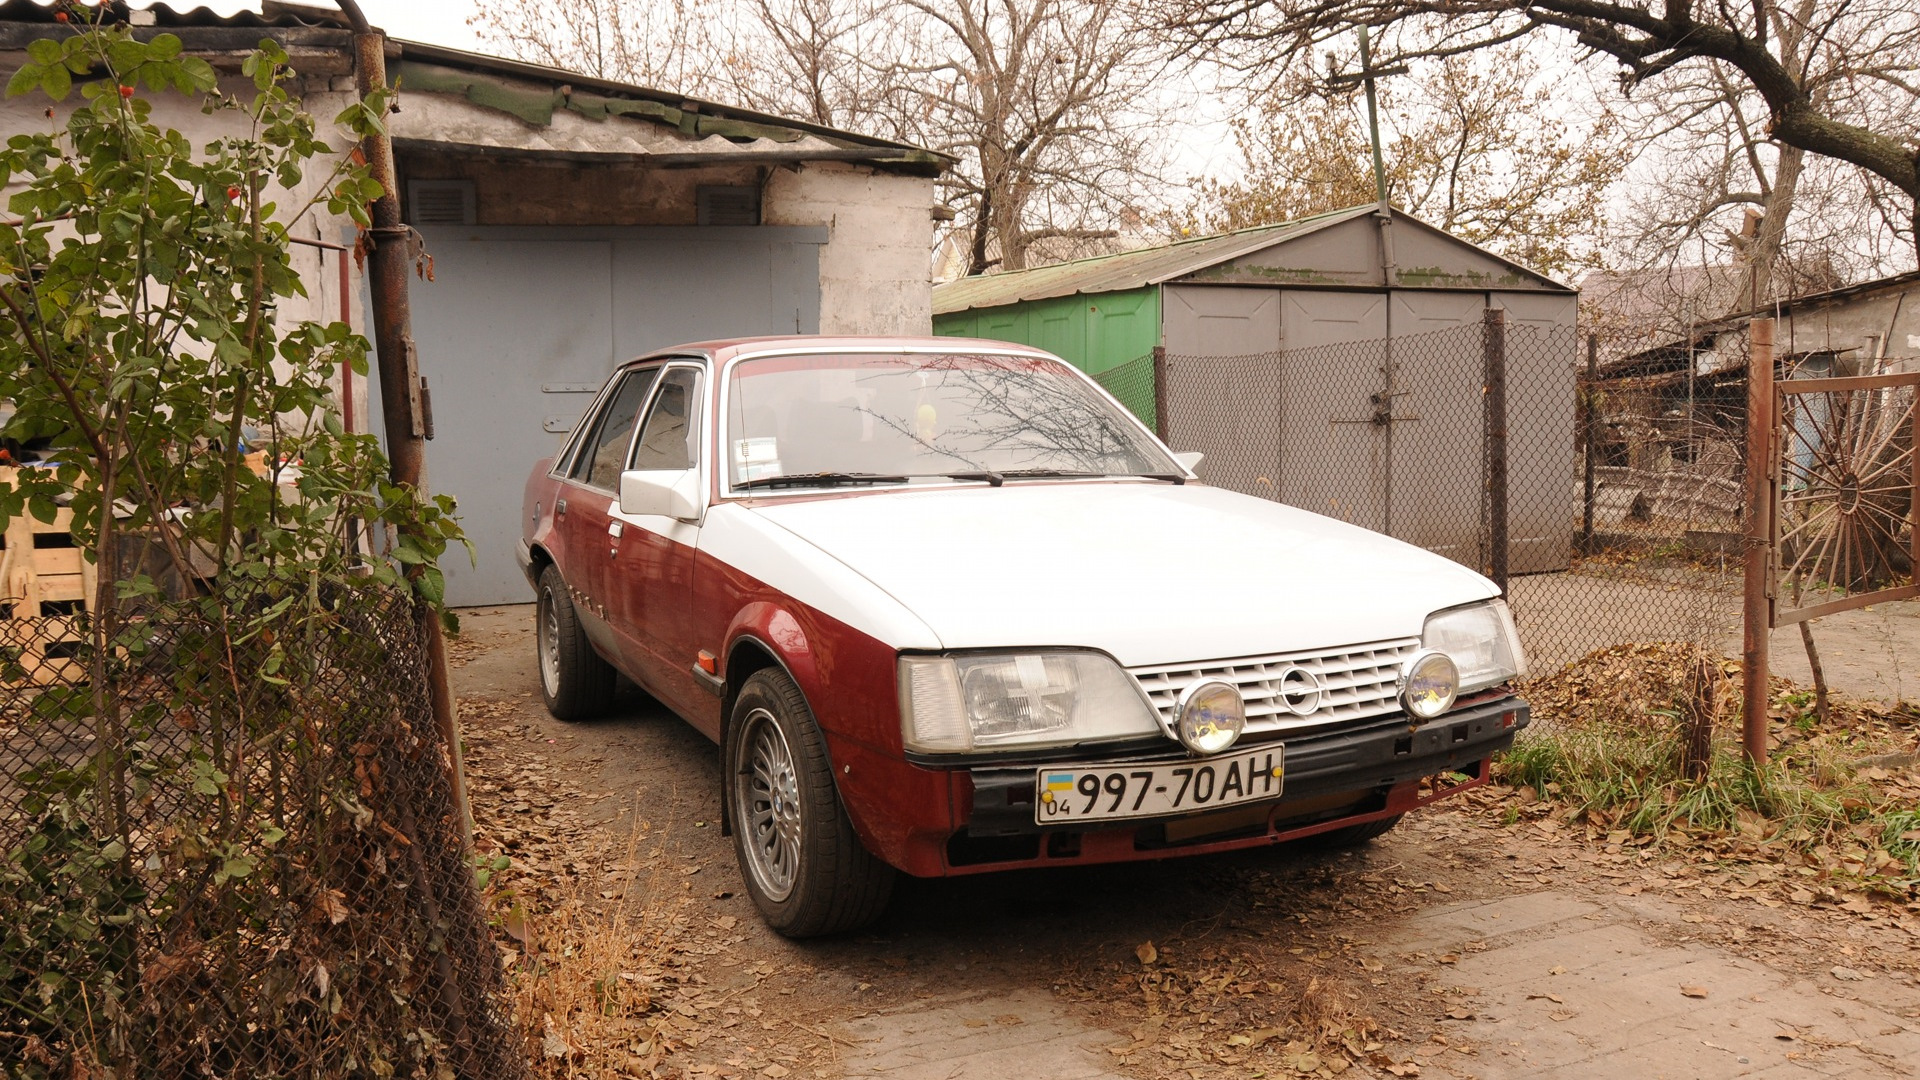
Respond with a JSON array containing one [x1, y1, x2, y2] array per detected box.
[[408, 179, 476, 226], [697, 185, 761, 226]]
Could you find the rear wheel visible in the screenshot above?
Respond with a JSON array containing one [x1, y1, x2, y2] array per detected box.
[[535, 564, 616, 720], [726, 668, 894, 937]]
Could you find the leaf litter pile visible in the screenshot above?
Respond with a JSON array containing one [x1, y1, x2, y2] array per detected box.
[[1496, 642, 1920, 910]]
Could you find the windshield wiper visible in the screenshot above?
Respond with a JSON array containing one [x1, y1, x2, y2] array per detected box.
[[939, 471, 1004, 487], [735, 471, 909, 491], [991, 468, 1186, 485]]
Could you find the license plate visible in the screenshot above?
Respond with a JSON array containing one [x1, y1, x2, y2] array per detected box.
[[1034, 746, 1284, 824]]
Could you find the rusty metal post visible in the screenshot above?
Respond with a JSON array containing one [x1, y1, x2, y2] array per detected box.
[[1582, 333, 1598, 555], [1742, 319, 1776, 765], [336, 0, 470, 840], [1151, 345, 1169, 440], [1483, 308, 1509, 595]]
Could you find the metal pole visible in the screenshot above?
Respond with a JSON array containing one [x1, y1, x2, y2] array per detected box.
[[1356, 26, 1389, 208], [334, 0, 470, 839], [1484, 308, 1509, 595], [1582, 333, 1598, 554], [1742, 319, 1775, 765], [1151, 345, 1169, 440]]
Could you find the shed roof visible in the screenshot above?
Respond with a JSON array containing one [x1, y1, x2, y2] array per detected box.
[[0, 0, 947, 175], [933, 205, 1572, 315], [934, 207, 1373, 313]]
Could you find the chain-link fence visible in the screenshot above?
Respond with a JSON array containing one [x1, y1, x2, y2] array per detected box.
[[0, 586, 524, 1079], [1093, 318, 1759, 674]]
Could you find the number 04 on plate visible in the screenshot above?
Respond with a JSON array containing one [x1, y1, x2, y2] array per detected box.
[[1034, 746, 1284, 824]]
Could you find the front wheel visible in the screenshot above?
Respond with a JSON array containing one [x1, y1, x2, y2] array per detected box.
[[535, 564, 616, 720], [726, 668, 894, 937]]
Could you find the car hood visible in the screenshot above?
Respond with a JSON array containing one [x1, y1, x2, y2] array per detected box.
[[745, 482, 1498, 666]]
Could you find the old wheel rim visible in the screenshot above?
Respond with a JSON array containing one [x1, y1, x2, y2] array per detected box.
[[537, 586, 562, 698], [736, 707, 802, 902]]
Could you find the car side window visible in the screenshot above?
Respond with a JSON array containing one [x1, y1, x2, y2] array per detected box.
[[629, 367, 702, 472], [569, 368, 659, 489]]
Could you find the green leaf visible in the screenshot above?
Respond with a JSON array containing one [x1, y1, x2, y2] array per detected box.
[[6, 63, 45, 98], [41, 64, 69, 101], [148, 33, 183, 60]]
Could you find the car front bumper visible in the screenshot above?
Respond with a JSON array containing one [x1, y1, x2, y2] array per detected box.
[[926, 695, 1526, 873]]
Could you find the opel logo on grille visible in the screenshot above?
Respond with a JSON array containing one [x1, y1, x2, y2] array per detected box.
[[1277, 666, 1322, 715]]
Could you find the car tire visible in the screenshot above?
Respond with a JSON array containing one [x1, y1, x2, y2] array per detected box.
[[726, 667, 895, 937], [535, 564, 617, 721], [1302, 813, 1403, 850]]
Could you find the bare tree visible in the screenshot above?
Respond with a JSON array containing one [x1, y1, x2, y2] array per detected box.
[[1157, 0, 1920, 259], [1608, 0, 1919, 308], [888, 0, 1174, 274], [474, 0, 1176, 278], [1180, 43, 1623, 278], [469, 0, 728, 91]]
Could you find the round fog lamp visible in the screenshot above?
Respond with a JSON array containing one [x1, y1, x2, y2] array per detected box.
[[1401, 650, 1459, 721], [1175, 680, 1245, 755]]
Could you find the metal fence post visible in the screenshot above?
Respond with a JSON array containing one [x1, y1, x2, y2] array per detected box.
[[1151, 345, 1169, 440], [1582, 333, 1598, 555], [1483, 308, 1509, 595], [1742, 319, 1775, 765]]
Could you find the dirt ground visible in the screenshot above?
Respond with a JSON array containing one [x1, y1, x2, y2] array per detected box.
[[447, 605, 1920, 1080]]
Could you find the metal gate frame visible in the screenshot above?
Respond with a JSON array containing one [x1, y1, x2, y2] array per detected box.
[[1740, 317, 1920, 761]]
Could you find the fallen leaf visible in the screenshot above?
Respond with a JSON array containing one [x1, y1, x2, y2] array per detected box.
[[1680, 986, 1709, 998], [1550, 1011, 1575, 1022], [761, 1065, 789, 1079], [1829, 966, 1869, 981], [1136, 941, 1158, 965]]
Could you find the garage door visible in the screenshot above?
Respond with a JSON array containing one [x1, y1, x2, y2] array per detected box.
[[383, 225, 825, 606]]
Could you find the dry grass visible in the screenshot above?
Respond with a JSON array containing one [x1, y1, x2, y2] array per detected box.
[[506, 824, 686, 1078]]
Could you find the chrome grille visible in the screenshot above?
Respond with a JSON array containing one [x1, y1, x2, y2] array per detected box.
[[1129, 638, 1419, 735]]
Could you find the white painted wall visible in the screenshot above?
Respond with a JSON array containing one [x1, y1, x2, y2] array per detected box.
[[764, 162, 935, 335]]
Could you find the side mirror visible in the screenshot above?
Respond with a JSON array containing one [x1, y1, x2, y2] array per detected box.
[[619, 469, 703, 523], [1173, 451, 1205, 473]]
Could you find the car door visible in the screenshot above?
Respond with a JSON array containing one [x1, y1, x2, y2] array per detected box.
[[606, 362, 707, 719], [554, 365, 660, 659]]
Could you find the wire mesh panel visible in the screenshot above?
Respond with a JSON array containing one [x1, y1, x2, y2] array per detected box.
[[1150, 317, 1746, 674], [0, 587, 524, 1080]]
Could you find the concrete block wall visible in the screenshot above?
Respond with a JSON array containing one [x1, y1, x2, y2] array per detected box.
[[765, 162, 935, 335]]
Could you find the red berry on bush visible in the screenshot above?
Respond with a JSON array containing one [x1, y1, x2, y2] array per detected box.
[[118, 85, 133, 99], [227, 186, 241, 201], [55, 11, 69, 21]]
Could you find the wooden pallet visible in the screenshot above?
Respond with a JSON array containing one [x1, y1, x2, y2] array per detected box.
[[0, 468, 97, 685]]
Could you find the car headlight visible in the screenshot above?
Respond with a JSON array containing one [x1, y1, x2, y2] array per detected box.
[[1400, 650, 1459, 720], [898, 651, 1160, 753], [1175, 680, 1245, 755], [1419, 599, 1527, 695]]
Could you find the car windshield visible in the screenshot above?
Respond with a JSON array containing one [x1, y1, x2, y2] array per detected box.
[[723, 352, 1176, 489]]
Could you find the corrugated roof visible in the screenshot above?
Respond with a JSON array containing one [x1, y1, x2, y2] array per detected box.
[[0, 0, 334, 28], [933, 206, 1374, 314], [0, 1, 947, 173]]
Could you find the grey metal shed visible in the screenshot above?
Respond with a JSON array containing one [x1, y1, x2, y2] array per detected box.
[[933, 205, 1579, 573]]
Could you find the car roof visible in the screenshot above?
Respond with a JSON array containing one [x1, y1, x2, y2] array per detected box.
[[620, 335, 1059, 367]]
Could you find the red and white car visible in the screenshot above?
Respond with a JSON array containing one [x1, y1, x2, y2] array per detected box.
[[519, 337, 1529, 936]]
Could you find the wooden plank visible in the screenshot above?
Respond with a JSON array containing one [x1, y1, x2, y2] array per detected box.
[[1778, 371, 1920, 394], [32, 549, 83, 577], [1773, 583, 1920, 626]]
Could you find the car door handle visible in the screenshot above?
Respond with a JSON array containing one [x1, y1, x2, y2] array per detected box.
[[608, 522, 623, 538], [555, 498, 567, 516]]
